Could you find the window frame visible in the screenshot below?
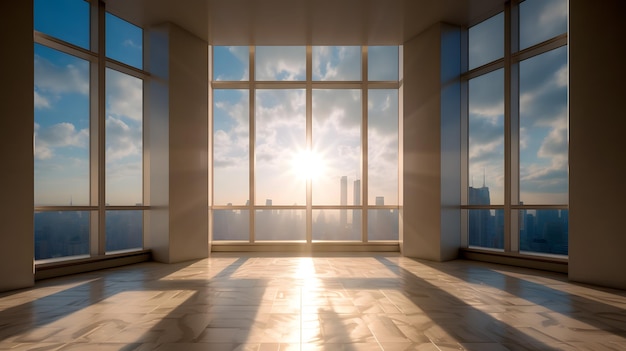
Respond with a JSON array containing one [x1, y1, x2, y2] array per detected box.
[[461, 0, 568, 257], [210, 45, 401, 244], [33, 0, 149, 262]]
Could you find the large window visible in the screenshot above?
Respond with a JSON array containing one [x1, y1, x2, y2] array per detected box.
[[34, 0, 146, 261], [463, 0, 568, 257], [211, 46, 400, 243]]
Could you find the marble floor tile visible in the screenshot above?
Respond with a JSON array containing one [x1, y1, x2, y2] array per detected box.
[[1, 253, 626, 350]]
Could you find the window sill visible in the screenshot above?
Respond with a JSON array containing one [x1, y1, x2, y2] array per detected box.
[[35, 250, 151, 281], [460, 248, 568, 274]]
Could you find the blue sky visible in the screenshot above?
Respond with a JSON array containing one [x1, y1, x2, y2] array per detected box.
[[468, 0, 568, 205], [34, 0, 566, 209], [34, 0, 143, 206]]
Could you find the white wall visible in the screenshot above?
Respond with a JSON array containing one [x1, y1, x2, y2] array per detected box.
[[568, 0, 626, 289], [0, 2, 35, 292], [146, 23, 210, 263], [402, 23, 461, 261]]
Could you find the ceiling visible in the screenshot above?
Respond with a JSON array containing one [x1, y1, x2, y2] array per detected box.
[[105, 0, 505, 45]]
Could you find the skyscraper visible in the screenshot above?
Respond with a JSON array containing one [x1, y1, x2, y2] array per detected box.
[[340, 176, 347, 228], [353, 179, 361, 238]]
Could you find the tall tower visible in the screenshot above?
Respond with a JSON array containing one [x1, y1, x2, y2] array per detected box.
[[340, 176, 348, 228], [352, 179, 361, 239]]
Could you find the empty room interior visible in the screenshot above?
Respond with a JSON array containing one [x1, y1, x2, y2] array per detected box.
[[1, 0, 626, 350]]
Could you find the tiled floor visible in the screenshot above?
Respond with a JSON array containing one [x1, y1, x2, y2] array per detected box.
[[1, 253, 626, 351]]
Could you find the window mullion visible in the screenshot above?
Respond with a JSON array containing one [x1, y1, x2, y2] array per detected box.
[[249, 45, 256, 243], [361, 46, 369, 243], [96, 0, 106, 256]]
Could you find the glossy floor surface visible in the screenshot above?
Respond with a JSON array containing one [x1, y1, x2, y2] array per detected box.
[[1, 253, 626, 350]]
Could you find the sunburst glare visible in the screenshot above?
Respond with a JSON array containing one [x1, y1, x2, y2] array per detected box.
[[291, 149, 326, 180]]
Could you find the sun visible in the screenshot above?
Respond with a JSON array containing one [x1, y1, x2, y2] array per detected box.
[[291, 149, 326, 180]]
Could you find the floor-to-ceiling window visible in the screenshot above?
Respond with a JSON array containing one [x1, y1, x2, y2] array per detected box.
[[34, 0, 147, 261], [463, 0, 568, 257], [211, 46, 400, 243]]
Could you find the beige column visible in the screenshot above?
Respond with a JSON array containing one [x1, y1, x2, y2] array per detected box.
[[402, 23, 462, 261], [146, 23, 210, 263]]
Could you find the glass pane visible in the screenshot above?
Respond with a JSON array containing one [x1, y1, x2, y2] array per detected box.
[[106, 12, 143, 69], [313, 210, 362, 241], [255, 90, 306, 205], [368, 46, 399, 81], [213, 209, 249, 241], [213, 90, 249, 206], [105, 69, 143, 206], [213, 46, 249, 81], [312, 46, 361, 81], [368, 209, 399, 241], [34, 45, 90, 206], [468, 209, 504, 250], [312, 90, 361, 205], [34, 211, 90, 260], [519, 47, 568, 205], [255, 209, 306, 241], [106, 210, 143, 252], [520, 0, 568, 50], [519, 209, 568, 256], [468, 13, 504, 70], [255, 46, 306, 81], [368, 90, 398, 205], [468, 69, 504, 205], [34, 0, 89, 49]]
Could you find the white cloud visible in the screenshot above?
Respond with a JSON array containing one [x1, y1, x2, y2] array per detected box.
[[34, 91, 51, 109], [34, 122, 88, 160], [106, 69, 143, 121], [106, 116, 142, 161], [123, 39, 142, 50], [34, 55, 89, 96], [255, 46, 306, 81], [312, 46, 360, 81]]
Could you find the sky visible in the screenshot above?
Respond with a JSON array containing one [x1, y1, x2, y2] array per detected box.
[[468, 0, 568, 206], [34, 0, 567, 210], [212, 46, 400, 207], [34, 0, 143, 206]]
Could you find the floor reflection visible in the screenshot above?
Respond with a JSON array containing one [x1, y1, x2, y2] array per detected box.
[[1, 253, 625, 350]]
